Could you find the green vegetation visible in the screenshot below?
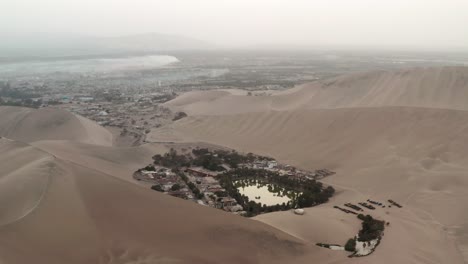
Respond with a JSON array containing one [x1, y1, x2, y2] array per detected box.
[[152, 148, 266, 172], [147, 148, 334, 217], [192, 152, 225, 171], [151, 185, 164, 192], [345, 238, 356, 252], [188, 182, 204, 199], [170, 183, 181, 191], [191, 148, 263, 170], [342, 214, 385, 255], [141, 165, 156, 171], [172, 111, 188, 121], [218, 168, 334, 217], [177, 171, 204, 199], [152, 149, 191, 168], [357, 214, 385, 242]]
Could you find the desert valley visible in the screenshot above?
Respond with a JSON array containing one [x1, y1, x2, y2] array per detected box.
[[1, 64, 468, 263]]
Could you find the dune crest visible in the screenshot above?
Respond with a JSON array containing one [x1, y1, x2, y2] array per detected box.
[[165, 66, 468, 116], [0, 106, 113, 146]]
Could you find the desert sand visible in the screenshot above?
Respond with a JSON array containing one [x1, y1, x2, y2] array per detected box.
[[0, 134, 321, 264], [149, 66, 468, 263], [166, 66, 468, 115], [2, 66, 468, 263], [0, 106, 113, 146]]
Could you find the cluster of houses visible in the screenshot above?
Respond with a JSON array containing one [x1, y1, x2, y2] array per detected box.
[[133, 166, 243, 213], [133, 157, 336, 215], [244, 159, 335, 181]]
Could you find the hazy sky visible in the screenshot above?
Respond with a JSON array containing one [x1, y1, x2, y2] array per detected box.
[[2, 0, 468, 50]]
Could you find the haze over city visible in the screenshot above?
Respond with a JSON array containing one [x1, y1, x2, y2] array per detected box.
[[1, 0, 468, 50]]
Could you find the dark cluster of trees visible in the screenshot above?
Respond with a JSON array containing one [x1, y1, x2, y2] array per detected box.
[[177, 171, 204, 199], [191, 148, 259, 170], [141, 165, 156, 171], [217, 168, 335, 217], [152, 149, 192, 168], [187, 181, 204, 199], [192, 152, 225, 171], [345, 239, 356, 252], [357, 214, 385, 242], [344, 214, 385, 253], [151, 184, 164, 192], [151, 148, 265, 172], [172, 111, 188, 121], [245, 201, 293, 217], [170, 183, 181, 191]]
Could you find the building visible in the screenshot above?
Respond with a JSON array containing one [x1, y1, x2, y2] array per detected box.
[[186, 167, 217, 178], [222, 197, 237, 207]]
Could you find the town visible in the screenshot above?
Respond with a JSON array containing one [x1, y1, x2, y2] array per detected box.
[[133, 147, 335, 217], [0, 51, 456, 148]]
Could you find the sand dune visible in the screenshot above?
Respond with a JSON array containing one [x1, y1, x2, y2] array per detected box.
[[150, 106, 468, 263], [0, 138, 328, 264], [0, 138, 53, 227], [0, 106, 113, 146], [149, 66, 468, 263], [0, 102, 335, 263], [310, 66, 468, 110], [3, 66, 468, 263], [31, 140, 169, 183], [165, 66, 468, 116]]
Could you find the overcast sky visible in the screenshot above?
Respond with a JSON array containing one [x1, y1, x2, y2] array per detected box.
[[1, 0, 468, 50]]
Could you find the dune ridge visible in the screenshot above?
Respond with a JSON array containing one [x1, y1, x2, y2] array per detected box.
[[0, 106, 113, 146], [165, 66, 468, 115]]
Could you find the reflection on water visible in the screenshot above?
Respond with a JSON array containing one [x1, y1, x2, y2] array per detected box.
[[237, 183, 292, 206]]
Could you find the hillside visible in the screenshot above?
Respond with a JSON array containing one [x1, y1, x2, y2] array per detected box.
[[0, 106, 113, 146]]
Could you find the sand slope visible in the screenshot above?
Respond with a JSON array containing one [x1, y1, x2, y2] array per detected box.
[[0, 138, 326, 264], [150, 66, 468, 263], [31, 140, 169, 183], [165, 66, 468, 115], [0, 106, 112, 146], [0, 138, 53, 227], [150, 107, 468, 263]]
